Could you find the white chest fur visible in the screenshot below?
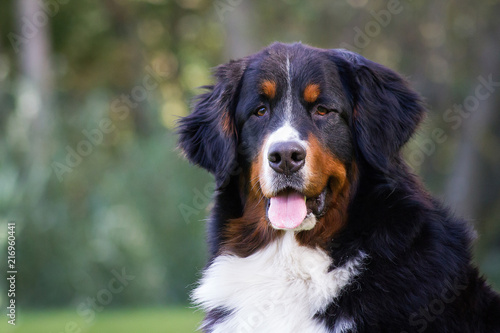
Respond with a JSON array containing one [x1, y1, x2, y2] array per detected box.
[[193, 232, 366, 333]]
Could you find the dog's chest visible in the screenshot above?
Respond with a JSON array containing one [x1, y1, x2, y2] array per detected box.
[[193, 232, 365, 332]]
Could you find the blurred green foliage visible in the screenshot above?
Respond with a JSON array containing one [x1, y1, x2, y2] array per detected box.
[[0, 0, 499, 313], [3, 307, 202, 332]]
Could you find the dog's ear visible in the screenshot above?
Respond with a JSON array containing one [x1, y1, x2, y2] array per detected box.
[[177, 58, 246, 187], [334, 50, 425, 172]]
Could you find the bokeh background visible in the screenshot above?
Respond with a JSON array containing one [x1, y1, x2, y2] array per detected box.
[[1, 0, 499, 332]]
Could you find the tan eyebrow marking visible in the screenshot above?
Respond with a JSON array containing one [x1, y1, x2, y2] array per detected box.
[[303, 83, 321, 103], [260, 80, 277, 100]]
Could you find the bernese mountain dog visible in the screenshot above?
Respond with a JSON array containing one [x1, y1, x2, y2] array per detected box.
[[177, 42, 500, 333]]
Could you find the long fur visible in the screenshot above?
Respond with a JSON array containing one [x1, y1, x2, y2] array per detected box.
[[177, 42, 500, 333]]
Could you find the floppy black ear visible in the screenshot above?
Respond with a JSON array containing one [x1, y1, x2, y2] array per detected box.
[[336, 50, 425, 172], [177, 58, 246, 187]]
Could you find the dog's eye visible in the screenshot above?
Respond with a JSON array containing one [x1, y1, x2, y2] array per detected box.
[[315, 106, 339, 116], [254, 106, 267, 117], [315, 106, 330, 116]]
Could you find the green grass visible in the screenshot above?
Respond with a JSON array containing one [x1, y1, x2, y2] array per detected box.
[[2, 307, 203, 333]]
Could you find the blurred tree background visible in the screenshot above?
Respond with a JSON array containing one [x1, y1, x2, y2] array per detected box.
[[0, 0, 499, 313]]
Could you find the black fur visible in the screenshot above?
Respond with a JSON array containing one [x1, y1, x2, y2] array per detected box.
[[177, 42, 500, 332], [177, 58, 246, 187], [337, 50, 425, 173]]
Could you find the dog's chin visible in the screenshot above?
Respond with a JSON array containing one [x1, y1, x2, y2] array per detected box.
[[265, 186, 329, 231]]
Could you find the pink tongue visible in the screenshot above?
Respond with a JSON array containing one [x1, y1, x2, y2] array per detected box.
[[268, 191, 307, 229]]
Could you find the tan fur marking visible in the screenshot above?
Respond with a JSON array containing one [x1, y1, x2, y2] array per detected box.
[[303, 83, 321, 103], [296, 134, 353, 248], [221, 111, 235, 136], [260, 80, 277, 100], [303, 135, 347, 197]]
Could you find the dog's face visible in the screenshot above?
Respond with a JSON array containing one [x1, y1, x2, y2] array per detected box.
[[235, 47, 354, 232], [178, 43, 424, 253]]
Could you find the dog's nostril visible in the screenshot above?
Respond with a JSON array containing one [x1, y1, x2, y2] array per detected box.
[[291, 151, 305, 162], [268, 141, 306, 175], [268, 152, 281, 164]]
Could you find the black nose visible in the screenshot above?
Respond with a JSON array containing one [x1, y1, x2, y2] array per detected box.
[[268, 141, 306, 175]]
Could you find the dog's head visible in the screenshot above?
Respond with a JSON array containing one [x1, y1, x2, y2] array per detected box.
[[178, 42, 424, 253]]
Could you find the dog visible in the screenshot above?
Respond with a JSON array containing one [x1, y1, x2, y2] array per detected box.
[[177, 42, 500, 333]]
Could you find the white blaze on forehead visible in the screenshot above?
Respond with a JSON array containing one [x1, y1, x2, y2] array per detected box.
[[285, 55, 293, 121], [258, 53, 307, 197]]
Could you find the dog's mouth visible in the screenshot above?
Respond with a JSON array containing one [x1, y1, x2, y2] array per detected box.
[[265, 186, 328, 230]]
